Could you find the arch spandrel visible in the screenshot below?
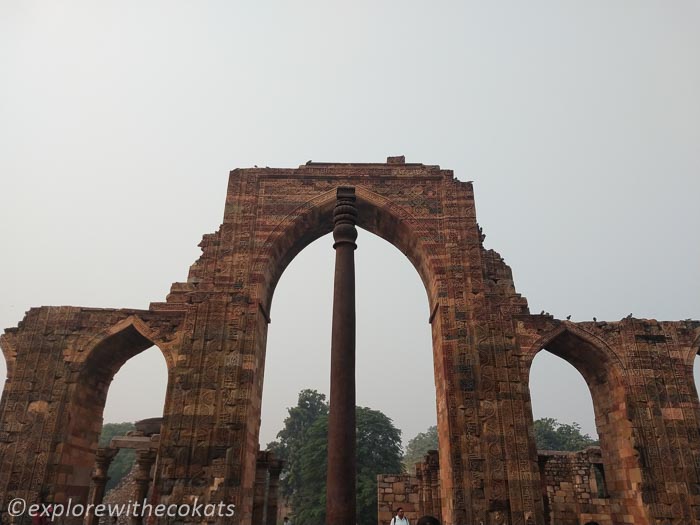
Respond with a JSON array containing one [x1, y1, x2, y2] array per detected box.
[[519, 320, 628, 385], [253, 184, 446, 315], [678, 323, 700, 368], [74, 314, 178, 373]]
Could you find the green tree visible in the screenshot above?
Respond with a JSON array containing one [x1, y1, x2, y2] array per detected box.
[[355, 408, 403, 525], [99, 422, 136, 491], [293, 407, 403, 525], [533, 417, 599, 451], [266, 389, 329, 499], [403, 425, 437, 472]]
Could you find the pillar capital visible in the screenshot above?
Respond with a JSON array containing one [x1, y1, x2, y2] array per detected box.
[[333, 186, 357, 248], [92, 447, 119, 482]]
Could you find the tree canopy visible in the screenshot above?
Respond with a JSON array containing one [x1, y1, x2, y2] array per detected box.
[[267, 390, 403, 525], [266, 389, 330, 499], [533, 417, 599, 451], [403, 425, 437, 472]]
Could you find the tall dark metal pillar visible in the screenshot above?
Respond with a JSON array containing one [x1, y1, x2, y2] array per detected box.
[[326, 186, 358, 525]]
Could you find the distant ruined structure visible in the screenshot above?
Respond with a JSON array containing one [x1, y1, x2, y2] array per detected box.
[[1, 157, 699, 525]]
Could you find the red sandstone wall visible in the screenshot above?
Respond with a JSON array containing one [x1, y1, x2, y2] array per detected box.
[[377, 474, 421, 525], [539, 449, 613, 525]]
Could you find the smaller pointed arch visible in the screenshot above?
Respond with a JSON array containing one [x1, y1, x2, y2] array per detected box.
[[526, 322, 625, 388], [55, 317, 173, 506], [526, 321, 649, 524], [78, 315, 175, 378]]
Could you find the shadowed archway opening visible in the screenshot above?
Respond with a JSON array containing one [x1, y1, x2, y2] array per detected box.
[[55, 323, 172, 507], [527, 327, 647, 525], [529, 350, 599, 445], [100, 346, 168, 492], [529, 350, 600, 525], [247, 186, 449, 525]]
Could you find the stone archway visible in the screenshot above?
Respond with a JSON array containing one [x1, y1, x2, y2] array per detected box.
[[53, 318, 174, 507], [148, 160, 513, 525], [2, 158, 700, 525], [523, 324, 648, 525]]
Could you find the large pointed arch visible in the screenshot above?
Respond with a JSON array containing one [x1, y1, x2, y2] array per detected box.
[[243, 183, 459, 522]]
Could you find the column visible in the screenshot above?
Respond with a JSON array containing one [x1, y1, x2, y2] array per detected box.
[[85, 448, 118, 525], [416, 462, 433, 517], [326, 186, 358, 525], [427, 451, 441, 522], [265, 459, 284, 525], [252, 451, 270, 525], [131, 449, 157, 525]]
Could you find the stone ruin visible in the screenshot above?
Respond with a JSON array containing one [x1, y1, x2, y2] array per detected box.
[[378, 447, 615, 525], [97, 418, 282, 525], [95, 418, 162, 525], [98, 419, 282, 525], [1, 157, 699, 525]]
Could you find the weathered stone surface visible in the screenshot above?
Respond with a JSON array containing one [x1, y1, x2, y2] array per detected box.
[[1, 158, 699, 525], [379, 450, 441, 525], [537, 448, 614, 525]]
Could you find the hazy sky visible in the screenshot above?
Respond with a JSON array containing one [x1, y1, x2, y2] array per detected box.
[[1, 2, 699, 446]]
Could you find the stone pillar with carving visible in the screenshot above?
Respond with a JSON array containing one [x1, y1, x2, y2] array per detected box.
[[416, 461, 432, 517], [131, 449, 157, 525], [85, 447, 118, 525], [326, 186, 358, 525], [265, 458, 284, 525], [252, 451, 271, 525], [426, 450, 441, 522]]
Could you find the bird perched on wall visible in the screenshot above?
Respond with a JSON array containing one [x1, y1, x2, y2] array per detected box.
[[593, 317, 597, 322], [566, 315, 571, 320]]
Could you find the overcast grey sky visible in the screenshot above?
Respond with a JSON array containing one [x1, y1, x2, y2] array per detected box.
[[1, 2, 699, 446]]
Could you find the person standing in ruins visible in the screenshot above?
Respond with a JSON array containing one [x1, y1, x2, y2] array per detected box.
[[390, 507, 409, 525]]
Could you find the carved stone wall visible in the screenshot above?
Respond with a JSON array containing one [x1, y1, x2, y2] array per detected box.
[[381, 448, 615, 525], [1, 158, 699, 525]]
